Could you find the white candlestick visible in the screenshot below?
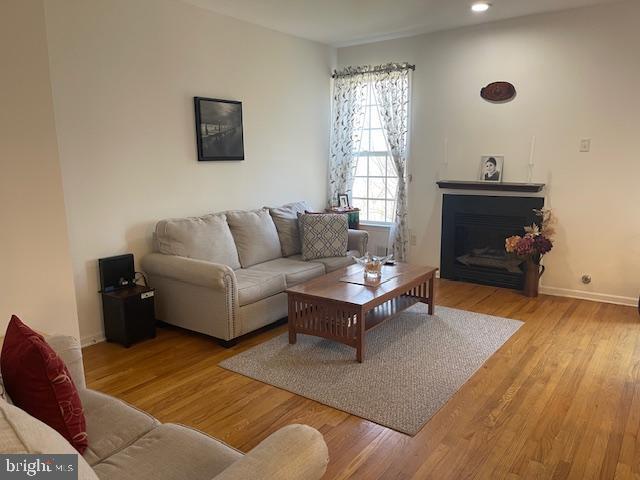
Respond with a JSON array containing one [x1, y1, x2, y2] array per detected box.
[[444, 137, 449, 166], [528, 135, 536, 182], [440, 137, 448, 181], [528, 136, 536, 166]]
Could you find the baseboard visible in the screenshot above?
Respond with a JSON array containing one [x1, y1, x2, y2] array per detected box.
[[81, 332, 106, 347], [79, 281, 633, 348], [436, 272, 635, 307], [539, 286, 637, 307]]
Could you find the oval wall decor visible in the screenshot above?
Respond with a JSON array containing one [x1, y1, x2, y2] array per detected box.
[[481, 81, 516, 102]]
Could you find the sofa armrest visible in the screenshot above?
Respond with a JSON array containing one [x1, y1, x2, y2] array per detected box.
[[47, 335, 86, 389], [348, 229, 369, 255], [141, 253, 236, 291], [212, 424, 328, 480]]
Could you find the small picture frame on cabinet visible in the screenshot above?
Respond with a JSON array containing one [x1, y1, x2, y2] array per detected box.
[[337, 193, 350, 208]]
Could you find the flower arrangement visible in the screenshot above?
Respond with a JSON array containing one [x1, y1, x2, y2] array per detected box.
[[505, 209, 555, 263]]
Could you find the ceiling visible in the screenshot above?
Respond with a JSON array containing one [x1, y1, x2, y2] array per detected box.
[[181, 0, 619, 47]]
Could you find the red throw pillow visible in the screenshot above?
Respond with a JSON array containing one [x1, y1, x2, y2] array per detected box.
[[1, 315, 88, 453]]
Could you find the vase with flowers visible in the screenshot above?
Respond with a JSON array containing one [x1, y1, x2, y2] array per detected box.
[[505, 209, 555, 297]]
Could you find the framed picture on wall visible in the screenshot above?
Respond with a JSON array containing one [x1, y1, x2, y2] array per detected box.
[[479, 155, 504, 182], [194, 97, 244, 161]]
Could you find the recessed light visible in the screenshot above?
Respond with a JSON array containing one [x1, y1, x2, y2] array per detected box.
[[471, 2, 491, 12]]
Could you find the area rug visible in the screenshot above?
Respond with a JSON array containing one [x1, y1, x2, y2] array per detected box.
[[219, 305, 523, 435]]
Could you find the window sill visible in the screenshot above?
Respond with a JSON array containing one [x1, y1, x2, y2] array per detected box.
[[360, 221, 393, 229]]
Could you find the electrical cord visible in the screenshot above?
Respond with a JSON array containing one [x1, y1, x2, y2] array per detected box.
[[134, 271, 149, 287]]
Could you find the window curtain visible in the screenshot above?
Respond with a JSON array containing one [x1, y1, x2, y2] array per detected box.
[[373, 66, 411, 261], [329, 63, 412, 261], [328, 69, 368, 207]]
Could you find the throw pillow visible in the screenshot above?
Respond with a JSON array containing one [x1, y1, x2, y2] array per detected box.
[[299, 213, 348, 261], [1, 316, 88, 453], [267, 201, 309, 257], [226, 209, 282, 267], [155, 213, 241, 270]]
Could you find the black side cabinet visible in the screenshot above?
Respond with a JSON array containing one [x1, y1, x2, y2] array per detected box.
[[101, 285, 156, 347]]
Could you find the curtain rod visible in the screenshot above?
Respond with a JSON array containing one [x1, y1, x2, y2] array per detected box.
[[331, 63, 415, 79]]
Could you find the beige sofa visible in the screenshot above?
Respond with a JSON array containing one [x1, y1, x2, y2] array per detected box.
[[0, 335, 329, 480], [142, 202, 368, 343]]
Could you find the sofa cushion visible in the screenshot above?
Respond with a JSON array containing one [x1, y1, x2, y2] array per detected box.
[[226, 209, 282, 267], [235, 269, 286, 306], [0, 316, 88, 453], [47, 335, 87, 390], [249, 258, 325, 288], [299, 213, 349, 261], [289, 250, 358, 273], [156, 214, 241, 270], [80, 389, 159, 466], [0, 400, 23, 453], [92, 423, 242, 480], [0, 399, 99, 480], [268, 201, 309, 257]]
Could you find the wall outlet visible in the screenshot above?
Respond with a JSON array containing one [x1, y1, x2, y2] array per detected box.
[[410, 231, 417, 246], [579, 138, 591, 152]]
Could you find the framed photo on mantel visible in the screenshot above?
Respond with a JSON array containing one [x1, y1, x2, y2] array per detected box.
[[479, 155, 504, 182], [194, 97, 244, 161]]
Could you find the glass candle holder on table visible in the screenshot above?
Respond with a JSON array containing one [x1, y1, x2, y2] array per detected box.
[[353, 253, 393, 281]]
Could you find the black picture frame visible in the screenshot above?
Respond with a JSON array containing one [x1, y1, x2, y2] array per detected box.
[[479, 155, 504, 183], [337, 193, 350, 208], [194, 97, 244, 161]]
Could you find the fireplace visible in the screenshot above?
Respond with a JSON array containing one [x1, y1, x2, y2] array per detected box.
[[440, 194, 544, 289]]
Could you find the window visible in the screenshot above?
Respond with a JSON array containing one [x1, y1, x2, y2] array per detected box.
[[351, 84, 397, 224]]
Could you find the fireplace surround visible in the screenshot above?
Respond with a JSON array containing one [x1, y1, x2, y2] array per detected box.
[[440, 194, 544, 290]]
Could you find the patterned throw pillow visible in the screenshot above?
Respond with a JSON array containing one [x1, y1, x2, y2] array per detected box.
[[0, 316, 88, 453], [299, 213, 348, 261]]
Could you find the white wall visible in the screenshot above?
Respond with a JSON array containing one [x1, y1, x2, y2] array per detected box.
[[0, 0, 80, 337], [44, 0, 335, 343], [338, 1, 640, 305]]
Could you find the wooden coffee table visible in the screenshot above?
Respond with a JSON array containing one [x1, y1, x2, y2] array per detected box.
[[286, 263, 438, 362]]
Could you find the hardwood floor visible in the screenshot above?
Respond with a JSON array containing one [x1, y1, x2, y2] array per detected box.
[[82, 280, 640, 479]]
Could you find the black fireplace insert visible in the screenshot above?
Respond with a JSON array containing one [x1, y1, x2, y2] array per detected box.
[[440, 194, 544, 289]]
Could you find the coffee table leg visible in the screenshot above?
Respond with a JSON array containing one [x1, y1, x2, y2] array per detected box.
[[289, 324, 297, 344], [356, 308, 365, 362], [428, 275, 435, 315], [288, 297, 297, 344]]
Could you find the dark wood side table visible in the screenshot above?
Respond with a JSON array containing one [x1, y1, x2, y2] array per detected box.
[[101, 285, 156, 347]]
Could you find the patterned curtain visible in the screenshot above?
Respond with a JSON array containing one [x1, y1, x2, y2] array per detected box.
[[372, 65, 411, 261], [328, 69, 368, 206]]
